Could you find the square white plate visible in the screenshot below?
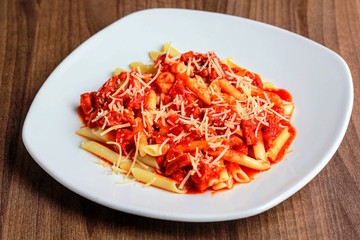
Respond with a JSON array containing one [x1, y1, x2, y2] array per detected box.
[[22, 9, 353, 222]]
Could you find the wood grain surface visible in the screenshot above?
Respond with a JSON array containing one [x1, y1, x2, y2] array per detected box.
[[1, 0, 359, 239]]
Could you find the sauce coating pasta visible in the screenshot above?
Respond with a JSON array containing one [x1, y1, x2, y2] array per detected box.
[[77, 43, 296, 193]]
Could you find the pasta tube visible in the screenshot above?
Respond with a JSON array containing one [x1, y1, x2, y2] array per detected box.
[[131, 168, 186, 194]]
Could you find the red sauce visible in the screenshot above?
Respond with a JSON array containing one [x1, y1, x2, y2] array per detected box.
[[242, 166, 261, 179], [269, 88, 293, 102], [273, 124, 296, 162], [76, 106, 86, 124]]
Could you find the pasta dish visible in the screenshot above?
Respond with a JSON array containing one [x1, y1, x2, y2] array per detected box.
[[76, 43, 296, 193]]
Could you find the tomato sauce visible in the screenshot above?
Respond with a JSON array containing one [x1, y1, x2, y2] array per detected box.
[[77, 106, 86, 124]]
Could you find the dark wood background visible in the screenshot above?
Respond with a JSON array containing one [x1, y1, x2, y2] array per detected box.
[[1, 0, 359, 239]]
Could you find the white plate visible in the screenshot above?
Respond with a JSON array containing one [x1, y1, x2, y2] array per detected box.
[[22, 9, 353, 222]]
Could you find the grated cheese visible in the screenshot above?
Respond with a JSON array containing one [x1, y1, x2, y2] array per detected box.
[[100, 123, 131, 136], [210, 146, 229, 166]]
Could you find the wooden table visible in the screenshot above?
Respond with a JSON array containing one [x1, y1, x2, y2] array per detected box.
[[1, 0, 359, 239]]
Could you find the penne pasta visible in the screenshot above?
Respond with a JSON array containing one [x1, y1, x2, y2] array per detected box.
[[149, 50, 162, 61], [129, 62, 156, 74], [120, 161, 155, 173], [219, 168, 230, 182], [183, 76, 212, 105], [162, 42, 180, 57], [218, 78, 246, 100], [140, 144, 168, 157], [221, 149, 270, 170], [267, 127, 291, 161], [113, 67, 126, 76], [253, 132, 268, 162], [283, 103, 294, 116], [227, 163, 251, 183], [77, 43, 296, 194], [212, 182, 228, 191], [131, 168, 186, 193], [133, 118, 148, 157], [81, 141, 126, 165], [262, 81, 276, 90], [76, 127, 107, 143], [136, 154, 160, 169]]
